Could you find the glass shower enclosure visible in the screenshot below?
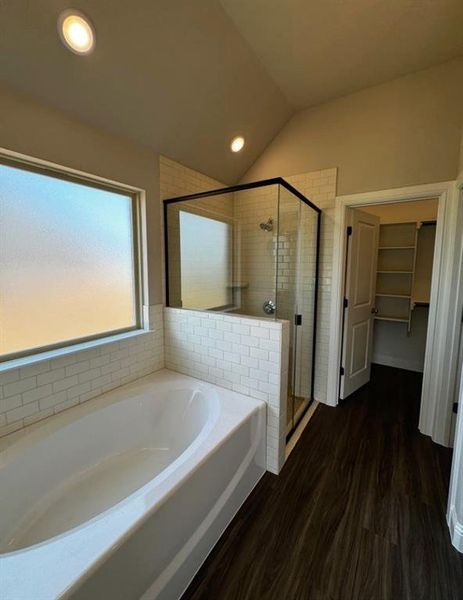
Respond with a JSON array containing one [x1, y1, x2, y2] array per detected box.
[[164, 178, 321, 439]]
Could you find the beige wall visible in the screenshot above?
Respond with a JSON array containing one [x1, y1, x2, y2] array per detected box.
[[0, 85, 162, 304], [361, 199, 438, 224], [244, 58, 463, 195], [459, 125, 463, 177]]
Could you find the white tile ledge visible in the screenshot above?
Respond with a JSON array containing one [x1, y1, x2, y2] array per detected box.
[[165, 307, 287, 326], [0, 329, 151, 374]]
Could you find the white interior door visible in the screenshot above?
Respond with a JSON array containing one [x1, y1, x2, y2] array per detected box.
[[340, 209, 380, 399]]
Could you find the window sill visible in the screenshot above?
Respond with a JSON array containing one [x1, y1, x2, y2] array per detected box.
[[0, 328, 151, 374]]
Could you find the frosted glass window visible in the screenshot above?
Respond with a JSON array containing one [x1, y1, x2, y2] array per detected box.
[[0, 162, 139, 359], [179, 211, 232, 309]]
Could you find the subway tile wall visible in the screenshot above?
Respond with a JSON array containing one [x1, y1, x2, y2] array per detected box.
[[160, 155, 225, 200], [233, 185, 278, 317], [164, 307, 289, 473], [0, 305, 164, 438]]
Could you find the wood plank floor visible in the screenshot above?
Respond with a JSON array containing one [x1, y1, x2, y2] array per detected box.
[[181, 365, 463, 600]]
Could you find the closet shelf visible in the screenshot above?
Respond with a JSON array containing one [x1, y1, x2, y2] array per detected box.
[[374, 315, 409, 323], [378, 246, 415, 250], [373, 219, 436, 335], [377, 270, 413, 274], [412, 299, 430, 307], [376, 293, 411, 299]]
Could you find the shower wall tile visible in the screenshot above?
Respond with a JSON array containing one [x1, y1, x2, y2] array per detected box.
[[164, 307, 289, 473], [0, 305, 165, 438], [160, 155, 225, 200], [233, 186, 278, 317]]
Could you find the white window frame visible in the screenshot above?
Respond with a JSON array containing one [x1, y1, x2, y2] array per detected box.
[[0, 147, 148, 370]]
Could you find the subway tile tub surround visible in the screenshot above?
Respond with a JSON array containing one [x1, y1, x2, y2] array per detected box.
[[0, 305, 164, 438], [164, 307, 289, 473]]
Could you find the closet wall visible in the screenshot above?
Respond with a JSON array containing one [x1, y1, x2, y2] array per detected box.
[[362, 199, 438, 372]]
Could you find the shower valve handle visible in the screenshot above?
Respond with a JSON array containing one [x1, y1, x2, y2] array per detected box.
[[263, 300, 276, 315]]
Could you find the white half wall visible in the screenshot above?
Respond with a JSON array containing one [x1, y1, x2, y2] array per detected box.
[[164, 307, 289, 474]]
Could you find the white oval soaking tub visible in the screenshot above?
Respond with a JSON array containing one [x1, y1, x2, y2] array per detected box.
[[0, 369, 266, 600]]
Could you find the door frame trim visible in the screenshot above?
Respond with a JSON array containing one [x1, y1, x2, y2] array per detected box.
[[448, 174, 463, 550], [327, 180, 463, 446]]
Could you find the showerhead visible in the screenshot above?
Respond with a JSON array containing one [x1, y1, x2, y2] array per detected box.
[[259, 218, 273, 232]]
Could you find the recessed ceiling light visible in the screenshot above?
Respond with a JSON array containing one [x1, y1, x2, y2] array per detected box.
[[230, 136, 245, 153], [58, 10, 95, 55]]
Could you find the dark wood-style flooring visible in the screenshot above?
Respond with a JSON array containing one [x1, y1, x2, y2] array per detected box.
[[182, 365, 463, 600]]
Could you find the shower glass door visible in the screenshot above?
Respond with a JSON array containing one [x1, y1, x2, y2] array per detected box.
[[277, 185, 319, 435], [276, 186, 300, 434]]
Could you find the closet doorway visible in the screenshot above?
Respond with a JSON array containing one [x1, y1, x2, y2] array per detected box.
[[327, 180, 462, 448], [340, 199, 438, 400]]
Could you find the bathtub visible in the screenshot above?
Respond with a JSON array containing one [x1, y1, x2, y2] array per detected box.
[[0, 369, 266, 599]]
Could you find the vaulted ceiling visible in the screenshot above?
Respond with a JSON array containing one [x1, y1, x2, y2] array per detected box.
[[0, 1, 462, 183], [221, 0, 463, 108], [0, 0, 290, 183]]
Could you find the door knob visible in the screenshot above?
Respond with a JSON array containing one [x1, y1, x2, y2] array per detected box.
[[371, 307, 378, 314]]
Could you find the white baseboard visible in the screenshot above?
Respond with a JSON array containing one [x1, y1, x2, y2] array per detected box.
[[372, 353, 423, 373], [448, 505, 463, 553]]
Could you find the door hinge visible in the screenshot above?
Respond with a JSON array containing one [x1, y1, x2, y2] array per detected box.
[[340, 366, 345, 376], [347, 226, 352, 236], [453, 402, 459, 414], [344, 297, 349, 309], [295, 314, 302, 326]]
